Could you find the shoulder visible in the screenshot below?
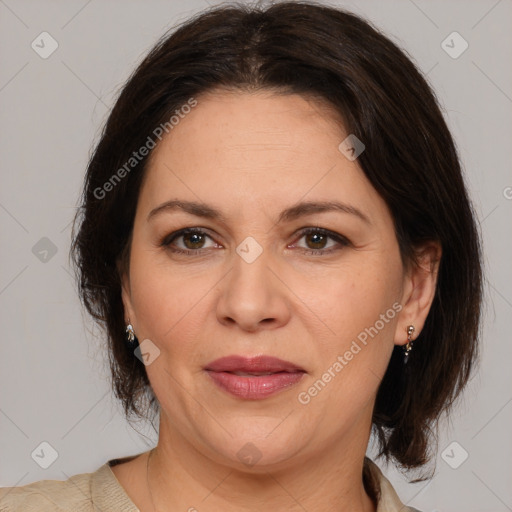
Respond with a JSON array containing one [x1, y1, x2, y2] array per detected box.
[[364, 457, 424, 512], [0, 470, 95, 512], [0, 460, 138, 512]]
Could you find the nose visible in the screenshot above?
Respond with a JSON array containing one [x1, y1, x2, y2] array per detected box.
[[215, 246, 292, 332]]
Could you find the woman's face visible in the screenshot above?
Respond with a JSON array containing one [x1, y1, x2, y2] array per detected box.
[[122, 90, 416, 470]]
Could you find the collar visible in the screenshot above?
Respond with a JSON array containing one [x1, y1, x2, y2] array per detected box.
[[363, 457, 418, 511], [91, 455, 416, 512], [91, 458, 139, 511]]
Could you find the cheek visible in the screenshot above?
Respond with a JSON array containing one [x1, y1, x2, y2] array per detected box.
[[296, 283, 400, 421], [303, 255, 403, 389], [128, 246, 207, 344], [307, 258, 402, 340]]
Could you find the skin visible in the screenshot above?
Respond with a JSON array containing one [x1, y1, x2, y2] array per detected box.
[[114, 89, 441, 512]]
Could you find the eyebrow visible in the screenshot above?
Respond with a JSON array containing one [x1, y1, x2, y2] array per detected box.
[[147, 199, 371, 225]]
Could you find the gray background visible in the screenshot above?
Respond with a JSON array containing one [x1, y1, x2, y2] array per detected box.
[[0, 1, 511, 511]]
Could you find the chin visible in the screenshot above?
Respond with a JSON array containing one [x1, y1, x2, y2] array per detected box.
[[202, 422, 309, 472]]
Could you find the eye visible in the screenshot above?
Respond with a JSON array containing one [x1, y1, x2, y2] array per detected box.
[[290, 227, 350, 255], [160, 226, 350, 257], [161, 228, 219, 255]]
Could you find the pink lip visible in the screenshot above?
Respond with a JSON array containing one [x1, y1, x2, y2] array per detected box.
[[204, 355, 306, 400]]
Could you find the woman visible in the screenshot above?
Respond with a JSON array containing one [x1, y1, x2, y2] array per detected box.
[[0, 1, 482, 511]]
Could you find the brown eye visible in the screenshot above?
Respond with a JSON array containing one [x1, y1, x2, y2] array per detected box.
[[182, 232, 207, 249], [162, 228, 218, 255], [304, 231, 329, 250], [292, 228, 350, 255]]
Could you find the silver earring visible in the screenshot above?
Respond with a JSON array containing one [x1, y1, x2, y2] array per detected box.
[[403, 325, 415, 364], [126, 323, 135, 343]]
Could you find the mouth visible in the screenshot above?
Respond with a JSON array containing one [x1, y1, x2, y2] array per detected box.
[[204, 355, 306, 400]]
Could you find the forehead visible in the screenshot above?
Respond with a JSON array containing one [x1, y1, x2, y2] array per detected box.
[[152, 89, 346, 160], [139, 90, 388, 225]]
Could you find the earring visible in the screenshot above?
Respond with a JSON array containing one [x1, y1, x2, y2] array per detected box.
[[403, 325, 415, 364], [126, 322, 136, 344]]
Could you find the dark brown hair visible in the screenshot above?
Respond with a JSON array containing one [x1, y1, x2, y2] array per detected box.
[[71, 0, 483, 476]]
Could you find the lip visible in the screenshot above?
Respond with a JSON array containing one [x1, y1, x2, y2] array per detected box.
[[205, 355, 304, 373], [204, 355, 306, 400]]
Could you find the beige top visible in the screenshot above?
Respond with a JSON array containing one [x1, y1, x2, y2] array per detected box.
[[0, 456, 421, 511]]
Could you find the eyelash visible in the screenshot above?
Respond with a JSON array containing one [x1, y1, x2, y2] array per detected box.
[[160, 227, 350, 257]]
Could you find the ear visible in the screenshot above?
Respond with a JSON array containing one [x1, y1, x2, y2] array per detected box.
[[394, 241, 442, 346], [117, 257, 136, 328]]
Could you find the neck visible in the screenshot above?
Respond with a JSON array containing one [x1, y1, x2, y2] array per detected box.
[[146, 415, 376, 512]]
